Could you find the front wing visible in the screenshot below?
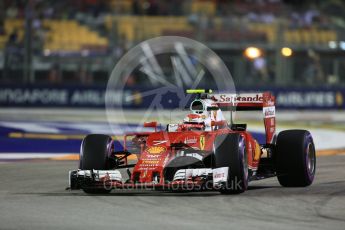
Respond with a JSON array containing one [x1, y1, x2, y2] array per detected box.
[[68, 168, 230, 191]]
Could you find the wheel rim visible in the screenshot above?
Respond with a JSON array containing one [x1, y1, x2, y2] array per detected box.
[[306, 142, 315, 176]]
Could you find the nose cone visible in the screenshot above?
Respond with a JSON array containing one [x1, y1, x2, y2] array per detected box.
[[132, 145, 170, 183]]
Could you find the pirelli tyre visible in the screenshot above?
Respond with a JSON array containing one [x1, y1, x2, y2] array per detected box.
[[276, 130, 316, 187], [80, 134, 113, 194], [214, 133, 248, 194]]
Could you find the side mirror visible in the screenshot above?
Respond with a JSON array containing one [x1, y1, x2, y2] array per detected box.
[[167, 124, 178, 132], [144, 121, 158, 131]]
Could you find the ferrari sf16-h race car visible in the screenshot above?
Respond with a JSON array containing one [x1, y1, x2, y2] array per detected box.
[[68, 89, 316, 194]]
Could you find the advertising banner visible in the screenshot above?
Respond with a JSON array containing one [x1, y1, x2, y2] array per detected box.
[[0, 85, 344, 110]]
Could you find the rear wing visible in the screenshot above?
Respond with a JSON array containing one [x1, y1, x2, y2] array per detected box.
[[211, 92, 275, 111], [212, 92, 276, 144]]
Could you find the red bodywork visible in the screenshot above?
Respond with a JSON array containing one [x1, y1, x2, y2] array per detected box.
[[129, 130, 257, 184], [100, 92, 276, 189]]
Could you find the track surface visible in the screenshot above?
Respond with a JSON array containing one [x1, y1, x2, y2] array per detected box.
[[0, 156, 344, 230]]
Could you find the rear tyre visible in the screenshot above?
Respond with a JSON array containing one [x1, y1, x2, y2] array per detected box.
[[276, 130, 316, 187], [80, 134, 113, 194], [214, 133, 248, 194]]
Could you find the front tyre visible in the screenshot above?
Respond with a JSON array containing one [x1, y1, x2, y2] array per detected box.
[[276, 130, 316, 187], [214, 133, 248, 194], [80, 134, 113, 194]]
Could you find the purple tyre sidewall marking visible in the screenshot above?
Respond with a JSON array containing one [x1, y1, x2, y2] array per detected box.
[[239, 136, 248, 190], [304, 133, 316, 182]]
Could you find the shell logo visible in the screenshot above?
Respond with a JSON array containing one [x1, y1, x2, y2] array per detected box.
[[146, 146, 166, 154]]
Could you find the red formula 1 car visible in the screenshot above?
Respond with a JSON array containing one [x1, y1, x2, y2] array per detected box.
[[69, 89, 316, 194]]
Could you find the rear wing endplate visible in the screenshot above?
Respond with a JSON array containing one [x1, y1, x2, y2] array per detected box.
[[212, 92, 276, 144]]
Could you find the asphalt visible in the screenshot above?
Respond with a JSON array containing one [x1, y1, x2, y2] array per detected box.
[[0, 156, 344, 230]]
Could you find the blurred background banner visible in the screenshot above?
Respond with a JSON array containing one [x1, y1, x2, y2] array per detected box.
[[0, 85, 344, 109], [0, 0, 344, 96]]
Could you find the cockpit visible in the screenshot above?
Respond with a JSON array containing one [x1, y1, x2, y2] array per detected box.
[[167, 99, 228, 132]]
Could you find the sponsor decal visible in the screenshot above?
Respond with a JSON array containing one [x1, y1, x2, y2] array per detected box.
[[153, 140, 167, 146], [146, 146, 166, 154], [142, 160, 160, 165], [215, 94, 263, 104], [0, 87, 129, 107], [0, 88, 69, 104], [263, 106, 275, 118], [212, 167, 229, 186], [2, 86, 345, 110], [173, 169, 212, 181], [91, 170, 122, 182], [200, 135, 205, 150], [144, 154, 161, 159], [138, 160, 160, 169], [184, 137, 197, 144], [276, 92, 334, 107], [214, 172, 225, 179]]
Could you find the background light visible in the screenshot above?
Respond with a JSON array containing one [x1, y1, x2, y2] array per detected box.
[[244, 47, 262, 59], [339, 41, 345, 50], [328, 41, 337, 49], [281, 47, 293, 57]]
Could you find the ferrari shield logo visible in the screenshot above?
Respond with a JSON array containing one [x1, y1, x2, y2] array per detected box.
[[200, 135, 205, 150]]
